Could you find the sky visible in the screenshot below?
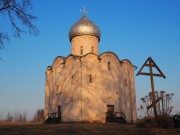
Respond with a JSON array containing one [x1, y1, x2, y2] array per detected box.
[[0, 0, 180, 120]]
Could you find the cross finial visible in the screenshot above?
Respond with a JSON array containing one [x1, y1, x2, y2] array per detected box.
[[80, 6, 88, 16]]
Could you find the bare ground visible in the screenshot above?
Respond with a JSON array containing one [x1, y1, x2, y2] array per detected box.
[[0, 123, 180, 135]]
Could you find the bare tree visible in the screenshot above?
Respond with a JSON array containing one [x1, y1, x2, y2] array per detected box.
[[5, 112, 14, 122], [22, 112, 27, 122], [33, 108, 44, 122], [0, 0, 38, 49], [0, 112, 3, 122], [14, 111, 27, 122], [14, 112, 19, 122]]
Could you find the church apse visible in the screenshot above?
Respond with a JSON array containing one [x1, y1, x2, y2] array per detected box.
[[44, 12, 137, 123]]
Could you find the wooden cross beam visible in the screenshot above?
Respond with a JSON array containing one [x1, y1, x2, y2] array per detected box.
[[136, 57, 166, 79], [147, 97, 163, 110]]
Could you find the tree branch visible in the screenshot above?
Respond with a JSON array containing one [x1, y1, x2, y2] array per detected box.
[[0, 0, 38, 49]]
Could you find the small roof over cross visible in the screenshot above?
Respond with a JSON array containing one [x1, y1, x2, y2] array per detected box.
[[80, 6, 88, 16]]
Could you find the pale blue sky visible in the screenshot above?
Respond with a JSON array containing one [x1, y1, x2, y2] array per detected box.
[[0, 0, 180, 120]]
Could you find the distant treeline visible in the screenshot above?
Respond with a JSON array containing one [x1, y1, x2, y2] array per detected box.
[[0, 109, 44, 123]]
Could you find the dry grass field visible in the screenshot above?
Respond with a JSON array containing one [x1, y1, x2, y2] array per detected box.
[[0, 122, 180, 135]]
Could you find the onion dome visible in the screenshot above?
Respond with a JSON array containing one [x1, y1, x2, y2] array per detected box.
[[69, 16, 101, 42]]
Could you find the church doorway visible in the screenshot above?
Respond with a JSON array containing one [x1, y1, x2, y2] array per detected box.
[[57, 106, 61, 122], [106, 105, 114, 123]]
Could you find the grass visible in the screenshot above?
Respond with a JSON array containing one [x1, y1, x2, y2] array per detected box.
[[0, 122, 180, 135]]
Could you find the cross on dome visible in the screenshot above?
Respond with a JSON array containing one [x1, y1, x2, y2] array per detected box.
[[80, 6, 88, 16]]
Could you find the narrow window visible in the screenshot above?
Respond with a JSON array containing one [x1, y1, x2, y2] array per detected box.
[[108, 62, 111, 70], [57, 85, 59, 90], [91, 47, 94, 53], [49, 97, 50, 105], [71, 76, 74, 84], [125, 78, 128, 86], [89, 74, 92, 83], [80, 46, 83, 55]]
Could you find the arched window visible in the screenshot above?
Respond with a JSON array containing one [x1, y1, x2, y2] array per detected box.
[[57, 85, 59, 90], [71, 76, 74, 84], [108, 62, 111, 70], [89, 74, 92, 83], [80, 46, 83, 55], [91, 47, 94, 53]]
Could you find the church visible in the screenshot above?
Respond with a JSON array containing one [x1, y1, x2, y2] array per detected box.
[[44, 10, 137, 123]]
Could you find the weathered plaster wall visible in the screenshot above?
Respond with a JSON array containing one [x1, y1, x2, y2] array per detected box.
[[45, 52, 137, 123]]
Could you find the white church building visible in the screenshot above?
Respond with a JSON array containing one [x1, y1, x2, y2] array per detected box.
[[44, 12, 137, 123]]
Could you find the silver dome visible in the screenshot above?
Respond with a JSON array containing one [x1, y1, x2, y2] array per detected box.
[[69, 16, 101, 41]]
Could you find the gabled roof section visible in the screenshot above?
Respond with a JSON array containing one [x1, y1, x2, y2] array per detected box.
[[45, 66, 52, 74], [99, 52, 136, 69], [52, 56, 66, 68], [121, 59, 137, 69], [99, 51, 121, 61], [49, 52, 136, 70], [63, 53, 100, 66]]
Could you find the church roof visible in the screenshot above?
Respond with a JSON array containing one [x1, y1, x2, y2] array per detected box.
[[69, 16, 101, 41], [52, 52, 136, 69]]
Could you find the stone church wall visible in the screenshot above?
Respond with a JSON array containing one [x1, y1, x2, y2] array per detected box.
[[45, 52, 137, 123]]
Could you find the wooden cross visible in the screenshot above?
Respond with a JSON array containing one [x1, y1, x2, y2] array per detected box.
[[136, 57, 166, 118]]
